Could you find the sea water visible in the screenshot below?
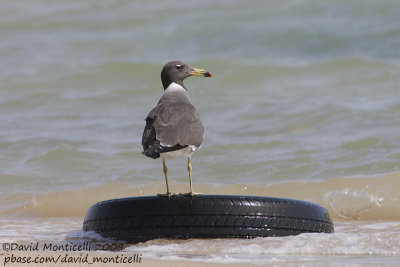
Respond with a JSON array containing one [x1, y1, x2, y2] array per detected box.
[[1, 0, 400, 265]]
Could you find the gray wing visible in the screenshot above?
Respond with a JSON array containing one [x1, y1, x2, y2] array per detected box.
[[153, 101, 204, 147], [142, 101, 204, 158], [142, 106, 159, 158]]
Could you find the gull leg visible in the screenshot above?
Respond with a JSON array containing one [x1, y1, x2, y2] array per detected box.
[[188, 157, 193, 194], [183, 157, 202, 196], [158, 159, 172, 198]]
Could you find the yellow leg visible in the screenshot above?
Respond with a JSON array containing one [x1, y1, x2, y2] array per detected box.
[[187, 157, 193, 195], [160, 159, 172, 197], [183, 158, 202, 196]]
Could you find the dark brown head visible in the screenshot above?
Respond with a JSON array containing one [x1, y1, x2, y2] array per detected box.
[[161, 61, 213, 89]]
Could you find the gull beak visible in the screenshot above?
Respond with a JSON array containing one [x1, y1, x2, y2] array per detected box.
[[188, 67, 213, 78]]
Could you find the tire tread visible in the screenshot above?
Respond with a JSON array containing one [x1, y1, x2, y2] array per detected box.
[[83, 195, 333, 242]]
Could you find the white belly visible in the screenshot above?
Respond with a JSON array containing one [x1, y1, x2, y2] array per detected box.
[[160, 146, 198, 159]]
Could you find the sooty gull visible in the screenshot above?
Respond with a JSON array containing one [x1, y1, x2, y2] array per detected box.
[[142, 61, 213, 197]]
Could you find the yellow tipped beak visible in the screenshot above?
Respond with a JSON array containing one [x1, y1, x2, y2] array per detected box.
[[188, 67, 213, 78]]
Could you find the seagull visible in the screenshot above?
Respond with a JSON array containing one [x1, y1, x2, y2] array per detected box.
[[142, 61, 213, 197]]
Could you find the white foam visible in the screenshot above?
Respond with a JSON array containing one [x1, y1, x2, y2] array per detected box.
[[126, 221, 400, 264]]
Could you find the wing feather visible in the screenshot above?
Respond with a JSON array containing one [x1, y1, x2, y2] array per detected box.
[[141, 92, 204, 159]]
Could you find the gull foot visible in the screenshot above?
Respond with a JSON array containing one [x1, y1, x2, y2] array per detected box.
[[157, 192, 174, 198], [181, 192, 203, 197]]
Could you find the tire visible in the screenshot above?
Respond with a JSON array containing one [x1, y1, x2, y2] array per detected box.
[[83, 195, 334, 243]]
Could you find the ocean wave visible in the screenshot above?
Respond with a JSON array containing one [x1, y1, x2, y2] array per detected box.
[[127, 220, 400, 264]]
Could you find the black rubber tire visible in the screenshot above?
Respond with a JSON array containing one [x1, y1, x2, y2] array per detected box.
[[83, 195, 334, 243]]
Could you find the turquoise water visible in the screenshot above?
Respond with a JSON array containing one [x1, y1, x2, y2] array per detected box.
[[1, 0, 400, 265]]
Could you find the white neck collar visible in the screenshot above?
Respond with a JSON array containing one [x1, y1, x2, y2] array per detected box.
[[163, 82, 186, 94]]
